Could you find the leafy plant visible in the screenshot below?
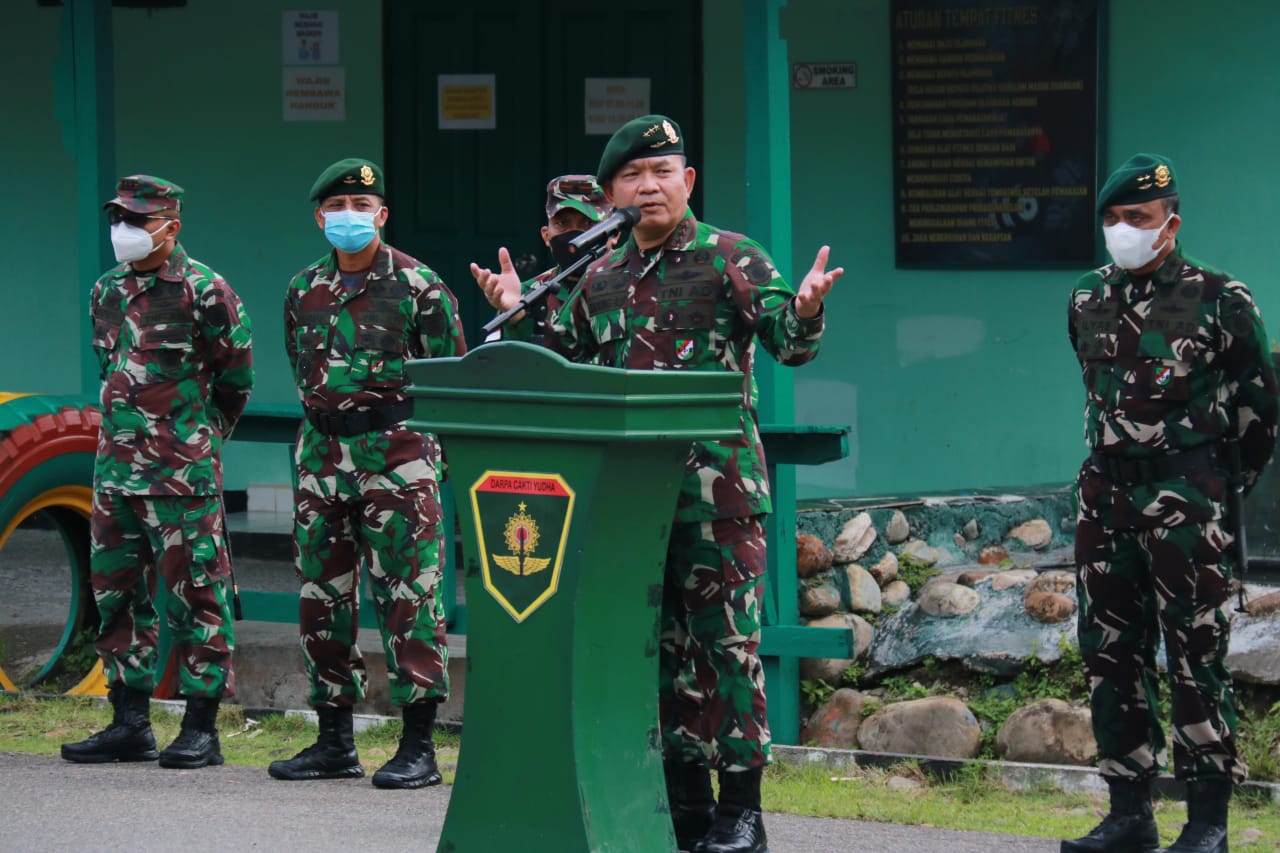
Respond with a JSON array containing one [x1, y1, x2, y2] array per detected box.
[[800, 678, 836, 712], [840, 662, 864, 687], [60, 627, 100, 678], [880, 675, 930, 701], [896, 554, 941, 595], [967, 692, 1021, 759], [1010, 640, 1086, 703]]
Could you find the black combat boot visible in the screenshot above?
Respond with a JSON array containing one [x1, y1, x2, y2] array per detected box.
[[697, 766, 768, 853], [1164, 778, 1230, 853], [371, 702, 442, 789], [1060, 777, 1159, 852], [267, 706, 364, 780], [664, 756, 716, 852], [158, 696, 224, 769], [61, 685, 159, 764]]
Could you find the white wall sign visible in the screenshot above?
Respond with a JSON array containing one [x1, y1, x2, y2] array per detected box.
[[584, 78, 651, 136], [792, 62, 858, 90], [438, 74, 497, 130], [282, 10, 339, 65], [282, 66, 346, 121]]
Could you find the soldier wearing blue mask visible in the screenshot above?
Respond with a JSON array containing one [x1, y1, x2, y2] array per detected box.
[[272, 157, 467, 789]]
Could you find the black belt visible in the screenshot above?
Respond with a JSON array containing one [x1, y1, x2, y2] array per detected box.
[[304, 400, 413, 437], [1090, 444, 1219, 484]]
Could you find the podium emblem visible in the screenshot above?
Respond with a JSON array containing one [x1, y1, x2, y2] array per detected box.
[[471, 471, 575, 622], [494, 503, 552, 576]]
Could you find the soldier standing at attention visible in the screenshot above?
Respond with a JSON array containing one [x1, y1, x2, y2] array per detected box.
[[481, 174, 611, 344], [1063, 154, 1278, 853], [62, 175, 254, 769], [475, 116, 842, 853], [270, 158, 466, 789]]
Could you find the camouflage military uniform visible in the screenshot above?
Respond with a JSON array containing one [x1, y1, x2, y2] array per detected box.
[[499, 266, 573, 345], [284, 243, 466, 708], [547, 210, 824, 769], [1069, 243, 1279, 784], [90, 238, 254, 699]]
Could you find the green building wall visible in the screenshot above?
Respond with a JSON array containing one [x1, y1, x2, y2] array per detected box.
[[1, 1, 385, 488], [2, 1, 1277, 497], [702, 0, 1280, 498]]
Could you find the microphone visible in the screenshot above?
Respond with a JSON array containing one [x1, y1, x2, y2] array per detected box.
[[568, 206, 641, 253]]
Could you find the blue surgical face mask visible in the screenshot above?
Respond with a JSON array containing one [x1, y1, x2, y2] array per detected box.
[[323, 207, 382, 253]]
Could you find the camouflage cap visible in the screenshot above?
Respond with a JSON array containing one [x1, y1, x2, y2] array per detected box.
[[309, 157, 385, 202], [103, 174, 184, 216], [545, 175, 610, 223], [596, 115, 685, 184], [1097, 153, 1178, 214]]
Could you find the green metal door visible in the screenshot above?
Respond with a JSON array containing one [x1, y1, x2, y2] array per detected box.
[[383, 0, 702, 347]]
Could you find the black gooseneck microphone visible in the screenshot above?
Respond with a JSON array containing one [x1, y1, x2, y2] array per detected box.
[[567, 206, 641, 253]]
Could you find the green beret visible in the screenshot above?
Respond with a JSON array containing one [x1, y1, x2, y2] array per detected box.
[[309, 157, 385, 202], [545, 174, 610, 223], [103, 174, 184, 215], [1097, 153, 1178, 214], [597, 115, 685, 183]]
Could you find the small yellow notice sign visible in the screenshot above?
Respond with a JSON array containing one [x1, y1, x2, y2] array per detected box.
[[438, 74, 496, 129]]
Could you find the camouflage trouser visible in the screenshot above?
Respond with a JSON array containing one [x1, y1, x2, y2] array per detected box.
[[659, 514, 771, 770], [293, 431, 448, 708], [90, 492, 235, 698], [1075, 512, 1244, 784]]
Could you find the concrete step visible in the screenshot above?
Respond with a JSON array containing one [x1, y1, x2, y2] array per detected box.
[[232, 619, 467, 723]]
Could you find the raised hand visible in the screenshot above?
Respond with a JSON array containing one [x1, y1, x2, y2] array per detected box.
[[470, 247, 522, 313], [794, 245, 844, 319]]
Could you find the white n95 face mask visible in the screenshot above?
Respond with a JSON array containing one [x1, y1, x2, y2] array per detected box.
[[1102, 215, 1172, 270], [110, 221, 168, 264]]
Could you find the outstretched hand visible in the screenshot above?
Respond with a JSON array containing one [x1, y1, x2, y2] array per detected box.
[[470, 247, 522, 314], [794, 245, 844, 319]]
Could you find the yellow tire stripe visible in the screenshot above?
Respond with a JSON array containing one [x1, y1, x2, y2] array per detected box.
[[0, 486, 99, 695], [66, 661, 108, 696]]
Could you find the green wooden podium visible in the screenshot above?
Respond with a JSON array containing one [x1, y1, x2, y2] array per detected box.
[[405, 342, 743, 853]]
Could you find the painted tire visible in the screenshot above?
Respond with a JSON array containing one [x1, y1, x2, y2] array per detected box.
[[0, 395, 106, 694]]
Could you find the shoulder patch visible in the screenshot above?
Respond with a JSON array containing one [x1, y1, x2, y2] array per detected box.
[[730, 247, 774, 287], [1222, 293, 1256, 337]]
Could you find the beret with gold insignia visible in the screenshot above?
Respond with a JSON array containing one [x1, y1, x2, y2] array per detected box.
[[1097, 153, 1178, 214], [309, 157, 385, 202], [545, 174, 610, 223], [597, 114, 685, 184], [103, 174, 184, 216]]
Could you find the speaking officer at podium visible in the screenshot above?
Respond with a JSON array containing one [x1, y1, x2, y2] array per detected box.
[[1065, 154, 1278, 853], [476, 115, 842, 853], [273, 158, 467, 789]]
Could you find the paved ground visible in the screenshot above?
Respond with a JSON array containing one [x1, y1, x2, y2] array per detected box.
[[0, 752, 1059, 852]]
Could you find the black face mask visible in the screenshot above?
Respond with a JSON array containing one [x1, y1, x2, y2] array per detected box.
[[548, 230, 584, 274]]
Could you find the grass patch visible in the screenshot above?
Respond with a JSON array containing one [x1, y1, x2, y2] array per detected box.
[[0, 693, 461, 782], [765, 759, 1280, 848], [5, 693, 1279, 848]]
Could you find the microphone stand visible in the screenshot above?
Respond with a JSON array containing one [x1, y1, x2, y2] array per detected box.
[[482, 239, 613, 335]]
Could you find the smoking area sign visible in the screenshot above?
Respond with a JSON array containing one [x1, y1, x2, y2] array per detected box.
[[792, 62, 858, 90]]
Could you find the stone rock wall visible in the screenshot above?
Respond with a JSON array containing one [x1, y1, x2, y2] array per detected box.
[[790, 488, 1280, 756]]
